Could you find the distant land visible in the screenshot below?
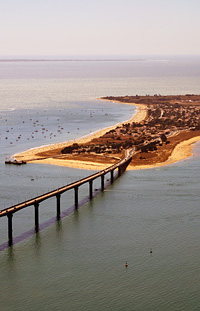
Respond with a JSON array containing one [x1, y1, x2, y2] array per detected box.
[[16, 95, 200, 170], [0, 58, 145, 62]]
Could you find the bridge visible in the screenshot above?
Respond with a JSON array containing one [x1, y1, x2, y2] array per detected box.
[[0, 149, 134, 247]]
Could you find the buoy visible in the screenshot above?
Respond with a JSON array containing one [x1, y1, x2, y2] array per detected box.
[[125, 261, 128, 267], [150, 248, 152, 254]]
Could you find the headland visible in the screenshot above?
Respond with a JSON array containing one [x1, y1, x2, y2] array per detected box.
[[15, 95, 200, 170]]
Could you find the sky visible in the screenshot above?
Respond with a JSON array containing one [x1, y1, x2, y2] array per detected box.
[[1, 0, 200, 56]]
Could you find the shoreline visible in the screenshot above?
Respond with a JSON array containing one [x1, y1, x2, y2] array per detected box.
[[127, 136, 200, 170], [15, 102, 146, 162], [15, 100, 200, 170]]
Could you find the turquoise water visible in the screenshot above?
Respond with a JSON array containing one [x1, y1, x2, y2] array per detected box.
[[0, 57, 200, 310]]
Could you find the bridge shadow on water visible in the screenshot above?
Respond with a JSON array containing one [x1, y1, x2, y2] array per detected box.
[[0, 178, 114, 252], [0, 150, 134, 251]]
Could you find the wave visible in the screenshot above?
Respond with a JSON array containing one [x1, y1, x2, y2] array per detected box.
[[0, 108, 16, 112]]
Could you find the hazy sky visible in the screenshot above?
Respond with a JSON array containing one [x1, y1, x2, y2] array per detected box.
[[1, 0, 200, 56]]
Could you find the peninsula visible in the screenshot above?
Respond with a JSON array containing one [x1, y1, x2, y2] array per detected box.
[[15, 95, 200, 170]]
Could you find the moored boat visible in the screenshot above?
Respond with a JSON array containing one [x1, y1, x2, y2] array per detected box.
[[5, 160, 26, 165]]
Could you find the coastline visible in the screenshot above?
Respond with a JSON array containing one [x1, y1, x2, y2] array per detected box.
[[15, 100, 200, 170], [128, 136, 200, 170], [15, 102, 146, 164]]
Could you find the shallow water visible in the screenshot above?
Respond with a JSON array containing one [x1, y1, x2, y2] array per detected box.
[[0, 57, 200, 310]]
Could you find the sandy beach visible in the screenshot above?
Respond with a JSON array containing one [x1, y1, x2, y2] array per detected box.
[[128, 136, 200, 170], [15, 102, 146, 162], [15, 100, 200, 170]]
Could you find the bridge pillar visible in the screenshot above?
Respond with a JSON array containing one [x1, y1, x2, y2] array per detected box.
[[118, 166, 121, 177], [89, 180, 93, 199], [7, 213, 13, 246], [74, 187, 79, 209], [101, 175, 104, 191], [110, 170, 114, 184], [34, 202, 39, 232], [56, 194, 61, 220]]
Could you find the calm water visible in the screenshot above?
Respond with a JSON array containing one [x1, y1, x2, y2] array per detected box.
[[0, 56, 200, 310]]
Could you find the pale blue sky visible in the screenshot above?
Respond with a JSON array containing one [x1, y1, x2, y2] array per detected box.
[[1, 0, 199, 56]]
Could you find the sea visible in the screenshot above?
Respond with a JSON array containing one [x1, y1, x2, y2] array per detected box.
[[0, 55, 200, 311]]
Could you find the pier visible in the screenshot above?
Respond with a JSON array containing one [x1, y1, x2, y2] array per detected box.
[[0, 149, 134, 247]]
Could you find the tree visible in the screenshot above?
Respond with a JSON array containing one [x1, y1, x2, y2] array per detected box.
[[61, 146, 73, 154], [72, 143, 79, 149], [160, 133, 167, 143]]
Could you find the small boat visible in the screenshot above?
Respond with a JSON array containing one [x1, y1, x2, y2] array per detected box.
[[5, 160, 26, 165]]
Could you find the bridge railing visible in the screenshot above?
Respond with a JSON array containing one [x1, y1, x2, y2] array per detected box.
[[0, 148, 134, 246]]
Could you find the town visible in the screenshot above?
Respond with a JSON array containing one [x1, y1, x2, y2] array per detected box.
[[61, 95, 200, 166]]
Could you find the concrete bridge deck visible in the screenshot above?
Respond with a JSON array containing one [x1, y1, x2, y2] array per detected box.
[[0, 148, 134, 246]]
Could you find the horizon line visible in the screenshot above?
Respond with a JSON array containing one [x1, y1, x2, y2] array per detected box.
[[0, 54, 199, 62], [0, 58, 146, 63]]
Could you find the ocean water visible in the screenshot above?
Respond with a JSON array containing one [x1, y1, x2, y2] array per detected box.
[[0, 56, 200, 310]]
